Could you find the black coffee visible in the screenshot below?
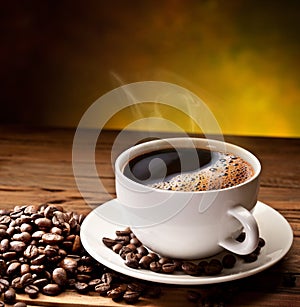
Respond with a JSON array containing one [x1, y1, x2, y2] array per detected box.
[[123, 148, 254, 191]]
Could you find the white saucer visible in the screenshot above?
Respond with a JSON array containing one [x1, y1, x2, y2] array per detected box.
[[80, 200, 293, 285]]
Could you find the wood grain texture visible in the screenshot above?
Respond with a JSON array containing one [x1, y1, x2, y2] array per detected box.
[[0, 126, 299, 306]]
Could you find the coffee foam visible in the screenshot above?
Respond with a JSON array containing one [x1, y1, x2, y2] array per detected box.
[[150, 153, 254, 191]]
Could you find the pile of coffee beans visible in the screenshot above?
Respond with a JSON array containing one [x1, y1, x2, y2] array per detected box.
[[103, 228, 266, 276], [0, 205, 161, 305]]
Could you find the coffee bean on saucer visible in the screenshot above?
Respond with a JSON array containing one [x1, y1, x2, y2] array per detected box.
[[162, 263, 176, 274], [102, 237, 117, 248], [125, 252, 139, 269], [222, 254, 236, 269], [116, 227, 131, 236], [130, 237, 142, 246], [136, 245, 148, 256], [149, 261, 162, 273], [139, 255, 152, 269], [112, 243, 123, 254], [204, 259, 223, 275], [236, 232, 246, 242], [198, 260, 208, 274], [148, 252, 159, 262], [119, 246, 133, 259], [258, 237, 266, 247], [242, 253, 258, 263], [182, 262, 199, 276]]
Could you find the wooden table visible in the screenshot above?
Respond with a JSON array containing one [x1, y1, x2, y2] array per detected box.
[[0, 125, 299, 306]]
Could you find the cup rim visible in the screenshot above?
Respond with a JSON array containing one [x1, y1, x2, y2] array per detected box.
[[115, 137, 261, 194]]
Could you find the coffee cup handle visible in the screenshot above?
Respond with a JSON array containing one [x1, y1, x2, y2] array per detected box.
[[219, 205, 259, 255]]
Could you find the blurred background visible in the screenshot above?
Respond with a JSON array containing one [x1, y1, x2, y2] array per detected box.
[[1, 0, 299, 137]]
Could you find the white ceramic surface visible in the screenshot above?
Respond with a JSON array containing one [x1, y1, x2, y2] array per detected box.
[[80, 200, 293, 285], [114, 137, 261, 259]]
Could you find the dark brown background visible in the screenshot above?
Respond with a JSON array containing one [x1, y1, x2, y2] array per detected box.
[[1, 0, 299, 136]]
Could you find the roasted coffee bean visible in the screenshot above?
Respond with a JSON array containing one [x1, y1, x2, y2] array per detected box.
[[24, 245, 39, 259], [119, 246, 133, 260], [95, 282, 110, 295], [50, 226, 63, 235], [25, 284, 39, 299], [52, 267, 68, 287], [112, 243, 123, 254], [159, 257, 172, 265], [30, 264, 45, 274], [10, 241, 26, 253], [222, 254, 237, 269], [127, 282, 145, 293], [102, 237, 117, 248], [20, 223, 32, 233], [20, 263, 30, 275], [0, 238, 10, 252], [123, 290, 141, 304], [33, 278, 48, 289], [148, 252, 159, 262], [236, 232, 246, 242], [20, 273, 33, 287], [116, 236, 130, 244], [4, 288, 16, 304], [71, 235, 81, 253], [243, 253, 258, 263], [107, 284, 127, 300], [74, 282, 89, 294], [116, 227, 131, 236], [6, 261, 21, 276], [101, 272, 113, 285], [182, 262, 199, 276], [125, 252, 139, 269], [149, 261, 162, 273], [14, 301, 28, 307], [204, 259, 223, 276], [173, 259, 183, 270], [126, 243, 137, 252], [130, 237, 142, 246], [43, 283, 61, 296], [12, 232, 31, 243], [0, 278, 10, 292], [139, 255, 152, 269], [31, 254, 46, 265], [32, 230, 46, 239], [253, 246, 261, 255], [136, 245, 148, 256], [162, 263, 176, 274], [258, 237, 266, 247], [76, 274, 91, 283], [88, 278, 101, 289], [59, 257, 78, 275], [11, 277, 23, 291], [77, 264, 93, 274], [0, 215, 11, 224], [42, 233, 64, 244]]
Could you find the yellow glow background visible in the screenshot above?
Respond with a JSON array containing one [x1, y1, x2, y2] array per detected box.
[[2, 1, 299, 137]]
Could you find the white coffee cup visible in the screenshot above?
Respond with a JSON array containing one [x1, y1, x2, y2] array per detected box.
[[115, 137, 260, 259]]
